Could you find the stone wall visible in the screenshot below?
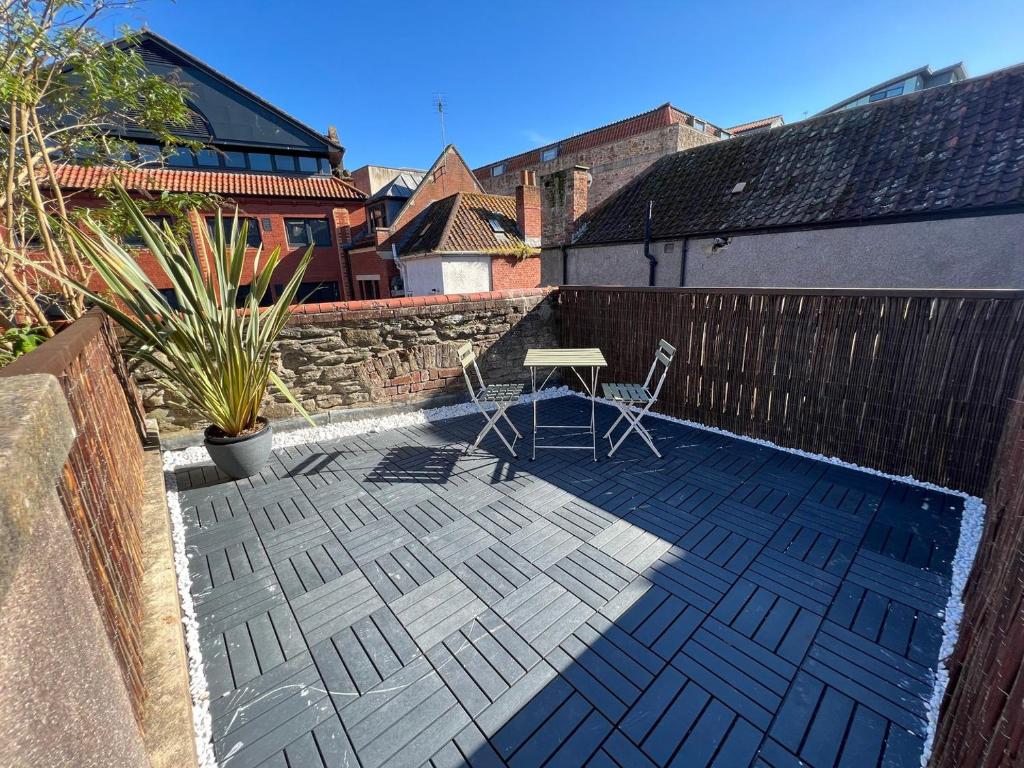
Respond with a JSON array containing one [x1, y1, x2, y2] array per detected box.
[[140, 288, 559, 432]]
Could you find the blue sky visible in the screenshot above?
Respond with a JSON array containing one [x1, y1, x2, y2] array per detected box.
[[103, 0, 1024, 170]]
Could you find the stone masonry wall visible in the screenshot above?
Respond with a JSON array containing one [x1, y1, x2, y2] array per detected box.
[[139, 288, 559, 432]]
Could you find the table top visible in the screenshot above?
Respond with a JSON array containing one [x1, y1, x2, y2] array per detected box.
[[524, 347, 607, 368]]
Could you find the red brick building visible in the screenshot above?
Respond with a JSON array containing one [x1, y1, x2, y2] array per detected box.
[[50, 31, 367, 304], [386, 171, 542, 296], [344, 145, 491, 298]]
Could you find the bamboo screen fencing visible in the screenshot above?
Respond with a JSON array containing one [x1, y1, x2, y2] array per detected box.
[[932, 371, 1024, 767], [0, 311, 148, 721], [559, 287, 1024, 496]]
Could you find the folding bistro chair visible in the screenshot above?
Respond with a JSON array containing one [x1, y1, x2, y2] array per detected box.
[[458, 343, 524, 457], [602, 339, 676, 457]]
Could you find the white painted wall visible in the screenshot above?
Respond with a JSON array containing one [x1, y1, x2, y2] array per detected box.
[[403, 256, 444, 296], [402, 254, 493, 295], [564, 213, 1024, 288], [442, 255, 492, 294]]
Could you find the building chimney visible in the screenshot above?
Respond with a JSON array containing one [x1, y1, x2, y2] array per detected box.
[[515, 170, 541, 248], [541, 165, 590, 249]]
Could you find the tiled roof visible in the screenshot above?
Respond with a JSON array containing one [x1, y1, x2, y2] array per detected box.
[[52, 165, 365, 201], [396, 192, 529, 256], [473, 103, 725, 179], [574, 65, 1024, 246], [727, 115, 784, 134]]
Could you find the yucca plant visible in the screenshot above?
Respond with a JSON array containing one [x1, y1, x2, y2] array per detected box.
[[54, 181, 313, 438]]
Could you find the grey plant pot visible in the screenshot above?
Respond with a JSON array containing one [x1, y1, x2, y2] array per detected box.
[[204, 418, 273, 479]]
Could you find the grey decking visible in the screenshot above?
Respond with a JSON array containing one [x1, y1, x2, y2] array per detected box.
[[174, 395, 963, 768]]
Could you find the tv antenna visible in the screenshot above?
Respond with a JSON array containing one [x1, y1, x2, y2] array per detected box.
[[434, 93, 447, 148]]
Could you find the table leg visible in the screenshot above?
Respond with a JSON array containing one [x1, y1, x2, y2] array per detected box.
[[531, 365, 537, 461], [591, 365, 598, 461]]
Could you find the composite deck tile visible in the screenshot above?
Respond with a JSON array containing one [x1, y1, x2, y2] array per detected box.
[[177, 396, 964, 768], [545, 543, 638, 609], [675, 519, 761, 575], [504, 519, 583, 570], [338, 657, 472, 768], [391, 571, 487, 652], [492, 574, 595, 656], [291, 568, 385, 646], [422, 516, 499, 567], [427, 611, 542, 716], [310, 605, 421, 699], [588, 519, 674, 572], [361, 539, 448, 602], [335, 515, 415, 565], [453, 542, 542, 604]]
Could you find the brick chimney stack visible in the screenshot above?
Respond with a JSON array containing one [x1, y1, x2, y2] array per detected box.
[[515, 170, 541, 248], [541, 165, 590, 249]]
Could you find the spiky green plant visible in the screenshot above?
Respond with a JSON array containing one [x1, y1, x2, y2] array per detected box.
[[54, 182, 313, 436]]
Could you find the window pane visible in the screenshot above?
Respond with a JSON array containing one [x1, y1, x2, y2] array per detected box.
[[491, 163, 505, 177], [166, 147, 194, 167], [196, 148, 220, 167], [158, 288, 180, 310], [309, 219, 332, 247], [137, 144, 161, 166], [206, 216, 261, 248], [274, 154, 296, 172], [285, 218, 310, 247], [248, 152, 272, 171], [296, 281, 340, 304], [223, 151, 246, 169], [297, 156, 319, 173], [318, 157, 332, 175], [541, 147, 558, 162]]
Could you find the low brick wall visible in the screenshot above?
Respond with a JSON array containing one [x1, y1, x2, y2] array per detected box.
[[141, 288, 559, 432]]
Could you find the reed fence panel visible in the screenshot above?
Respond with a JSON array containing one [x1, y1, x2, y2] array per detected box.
[[559, 286, 1024, 496]]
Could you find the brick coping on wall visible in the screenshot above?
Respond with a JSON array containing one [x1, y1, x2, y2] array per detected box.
[[286, 287, 556, 320]]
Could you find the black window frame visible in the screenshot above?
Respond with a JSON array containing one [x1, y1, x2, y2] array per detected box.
[[295, 280, 341, 304], [358, 278, 381, 300], [284, 217, 332, 248], [273, 154, 297, 173], [248, 152, 273, 171], [205, 216, 262, 249]]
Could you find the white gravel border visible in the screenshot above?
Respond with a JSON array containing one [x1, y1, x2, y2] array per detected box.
[[163, 389, 984, 768]]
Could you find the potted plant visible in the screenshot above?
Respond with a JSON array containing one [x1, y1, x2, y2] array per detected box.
[[55, 182, 313, 478]]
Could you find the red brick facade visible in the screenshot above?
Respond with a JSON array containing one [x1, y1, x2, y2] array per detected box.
[[63, 191, 364, 301], [491, 254, 541, 290]]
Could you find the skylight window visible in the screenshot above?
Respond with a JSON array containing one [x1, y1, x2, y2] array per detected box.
[[488, 218, 505, 233]]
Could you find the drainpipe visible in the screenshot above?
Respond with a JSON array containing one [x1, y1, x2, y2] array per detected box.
[[678, 237, 689, 286], [561, 246, 568, 285], [644, 200, 657, 286]]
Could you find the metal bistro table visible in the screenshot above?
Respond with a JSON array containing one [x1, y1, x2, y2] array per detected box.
[[524, 347, 607, 461]]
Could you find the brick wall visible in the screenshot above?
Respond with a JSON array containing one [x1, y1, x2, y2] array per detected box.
[[139, 288, 558, 431], [482, 122, 718, 210], [67, 192, 364, 300], [491, 254, 541, 290]]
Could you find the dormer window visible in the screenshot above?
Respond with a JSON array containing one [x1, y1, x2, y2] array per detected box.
[[541, 146, 559, 162], [491, 163, 505, 177]]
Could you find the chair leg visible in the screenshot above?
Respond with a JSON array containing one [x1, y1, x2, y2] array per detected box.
[[608, 404, 661, 458], [472, 402, 518, 457]]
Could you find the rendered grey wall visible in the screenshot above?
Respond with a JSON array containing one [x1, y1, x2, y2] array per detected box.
[[565, 213, 1024, 288]]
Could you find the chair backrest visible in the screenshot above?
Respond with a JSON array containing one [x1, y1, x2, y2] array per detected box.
[[458, 342, 485, 396], [642, 339, 676, 400]]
